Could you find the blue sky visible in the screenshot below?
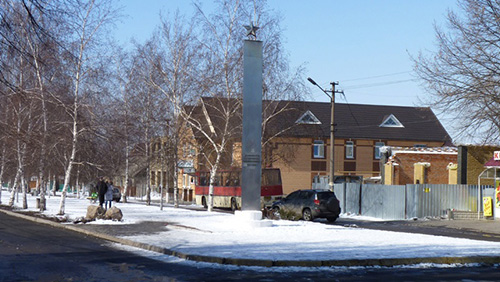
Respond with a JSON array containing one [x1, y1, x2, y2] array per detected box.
[[114, 0, 459, 130]]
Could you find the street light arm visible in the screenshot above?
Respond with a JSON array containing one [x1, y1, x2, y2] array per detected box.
[[308, 76, 336, 192], [307, 77, 317, 86], [307, 77, 332, 99]]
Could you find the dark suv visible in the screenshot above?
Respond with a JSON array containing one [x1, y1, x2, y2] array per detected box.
[[271, 189, 341, 222], [112, 187, 121, 202]]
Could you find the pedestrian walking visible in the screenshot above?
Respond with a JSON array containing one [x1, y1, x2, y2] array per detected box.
[[97, 177, 107, 208], [105, 180, 114, 209]]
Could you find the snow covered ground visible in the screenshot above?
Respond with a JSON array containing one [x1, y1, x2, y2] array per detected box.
[[2, 189, 500, 263]]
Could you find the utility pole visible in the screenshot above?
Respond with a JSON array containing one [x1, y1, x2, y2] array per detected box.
[[308, 78, 343, 191], [329, 82, 338, 191]]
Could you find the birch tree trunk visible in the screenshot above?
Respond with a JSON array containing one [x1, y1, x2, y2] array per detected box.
[[52, 174, 56, 196], [123, 139, 129, 203], [30, 40, 49, 211], [173, 118, 180, 209], [58, 100, 78, 215], [8, 160, 21, 207], [9, 102, 31, 209], [144, 89, 153, 206], [207, 153, 222, 213], [21, 175, 27, 209], [76, 167, 80, 198], [0, 143, 5, 205]]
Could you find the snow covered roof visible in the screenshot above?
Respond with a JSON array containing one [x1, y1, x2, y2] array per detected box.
[[390, 146, 458, 155]]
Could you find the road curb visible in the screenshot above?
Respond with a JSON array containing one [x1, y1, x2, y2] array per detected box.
[[2, 208, 500, 268]]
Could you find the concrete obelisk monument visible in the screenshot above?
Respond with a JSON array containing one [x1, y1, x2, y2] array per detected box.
[[238, 22, 270, 226]]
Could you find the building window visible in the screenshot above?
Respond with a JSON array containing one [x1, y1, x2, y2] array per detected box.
[[379, 114, 404, 128], [346, 141, 354, 159], [374, 142, 385, 160], [296, 110, 322, 124], [313, 140, 325, 159]]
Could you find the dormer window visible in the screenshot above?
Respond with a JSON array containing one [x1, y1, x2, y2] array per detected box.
[[296, 110, 321, 124], [380, 114, 404, 128]]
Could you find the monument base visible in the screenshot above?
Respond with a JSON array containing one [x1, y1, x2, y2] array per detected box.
[[234, 210, 273, 228]]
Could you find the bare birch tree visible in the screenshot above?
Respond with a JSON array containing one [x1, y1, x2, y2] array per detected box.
[[413, 0, 500, 143], [109, 48, 136, 203], [19, 0, 61, 211], [128, 41, 165, 206], [144, 11, 199, 208], [57, 0, 119, 214], [0, 2, 39, 209]]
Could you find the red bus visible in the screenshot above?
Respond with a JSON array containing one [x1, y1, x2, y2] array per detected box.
[[194, 168, 283, 211]]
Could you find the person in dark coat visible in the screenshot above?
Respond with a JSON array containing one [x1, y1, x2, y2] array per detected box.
[[97, 177, 108, 208], [104, 180, 114, 210]]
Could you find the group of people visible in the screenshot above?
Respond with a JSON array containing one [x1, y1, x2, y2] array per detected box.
[[96, 177, 114, 209]]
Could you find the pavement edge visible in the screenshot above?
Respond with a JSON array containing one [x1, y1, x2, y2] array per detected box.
[[2, 208, 500, 268]]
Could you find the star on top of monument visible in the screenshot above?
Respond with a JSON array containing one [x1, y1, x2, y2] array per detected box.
[[243, 22, 259, 39]]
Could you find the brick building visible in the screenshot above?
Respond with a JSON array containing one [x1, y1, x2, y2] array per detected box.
[[456, 145, 500, 186], [181, 98, 452, 195], [383, 147, 458, 185]]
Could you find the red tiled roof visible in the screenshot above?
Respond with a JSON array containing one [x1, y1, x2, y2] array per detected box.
[[484, 156, 500, 167]]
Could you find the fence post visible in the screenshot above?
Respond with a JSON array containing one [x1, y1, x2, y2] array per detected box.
[[404, 184, 408, 219], [358, 183, 363, 215], [342, 183, 347, 214]]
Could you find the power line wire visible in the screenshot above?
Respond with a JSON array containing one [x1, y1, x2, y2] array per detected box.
[[342, 71, 413, 83], [344, 79, 417, 90], [316, 71, 416, 90]]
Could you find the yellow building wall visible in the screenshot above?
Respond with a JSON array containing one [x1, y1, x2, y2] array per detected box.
[[465, 146, 500, 186], [413, 163, 427, 184], [333, 139, 344, 173], [273, 138, 313, 195], [384, 163, 394, 185], [189, 134, 449, 196], [354, 142, 374, 174], [448, 164, 458, 184], [270, 137, 449, 195]]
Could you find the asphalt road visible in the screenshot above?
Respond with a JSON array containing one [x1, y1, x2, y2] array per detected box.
[[2, 211, 500, 281], [331, 217, 500, 242]]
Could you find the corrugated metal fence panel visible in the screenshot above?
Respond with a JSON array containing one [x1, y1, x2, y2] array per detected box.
[[360, 184, 382, 219], [473, 186, 495, 212], [384, 185, 407, 219], [483, 187, 495, 199], [334, 183, 485, 220], [332, 183, 361, 215], [333, 183, 345, 212], [361, 184, 406, 220], [407, 184, 479, 218], [345, 183, 361, 215]]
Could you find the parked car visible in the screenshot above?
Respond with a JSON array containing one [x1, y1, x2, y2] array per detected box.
[[271, 189, 341, 222], [112, 187, 121, 202]]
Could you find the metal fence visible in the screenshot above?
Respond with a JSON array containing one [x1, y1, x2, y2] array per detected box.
[[332, 183, 494, 220]]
